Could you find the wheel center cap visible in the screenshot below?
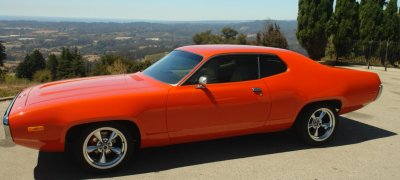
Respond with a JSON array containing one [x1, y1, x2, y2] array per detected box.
[[312, 119, 321, 128]]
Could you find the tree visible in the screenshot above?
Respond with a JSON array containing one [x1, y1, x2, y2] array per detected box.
[[106, 59, 128, 75], [382, 0, 400, 65], [193, 27, 248, 45], [382, 0, 400, 42], [16, 55, 29, 79], [236, 33, 248, 45], [193, 30, 222, 44], [57, 48, 73, 79], [359, 0, 385, 42], [256, 32, 262, 45], [0, 69, 5, 82], [56, 47, 86, 79], [331, 0, 360, 61], [90, 55, 118, 76], [16, 50, 46, 80], [46, 54, 58, 80], [256, 23, 289, 49], [0, 41, 6, 66], [33, 69, 52, 83], [70, 47, 86, 77], [221, 27, 238, 40], [297, 0, 334, 60]]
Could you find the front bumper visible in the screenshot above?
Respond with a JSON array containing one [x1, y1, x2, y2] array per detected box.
[[2, 95, 18, 144], [3, 117, 13, 144]]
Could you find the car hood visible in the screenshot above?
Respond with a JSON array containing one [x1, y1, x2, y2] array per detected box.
[[26, 73, 154, 105]]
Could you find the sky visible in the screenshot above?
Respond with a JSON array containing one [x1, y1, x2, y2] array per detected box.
[[0, 0, 298, 21]]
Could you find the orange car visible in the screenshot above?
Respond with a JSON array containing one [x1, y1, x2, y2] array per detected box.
[[3, 45, 382, 172]]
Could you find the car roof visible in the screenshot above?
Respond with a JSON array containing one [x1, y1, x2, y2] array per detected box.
[[176, 45, 291, 57]]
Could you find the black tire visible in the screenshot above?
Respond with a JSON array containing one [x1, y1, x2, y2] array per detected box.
[[295, 104, 339, 146], [71, 122, 135, 173]]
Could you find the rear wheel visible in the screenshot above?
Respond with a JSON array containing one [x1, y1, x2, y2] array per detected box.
[[72, 123, 134, 173], [295, 104, 338, 145]]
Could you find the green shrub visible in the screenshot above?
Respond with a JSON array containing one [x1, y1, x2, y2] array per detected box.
[[0, 69, 5, 83], [33, 69, 52, 83], [0, 74, 35, 97], [106, 60, 128, 75], [3, 74, 30, 85]]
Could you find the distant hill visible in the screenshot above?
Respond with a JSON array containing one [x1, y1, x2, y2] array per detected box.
[[0, 19, 305, 61]]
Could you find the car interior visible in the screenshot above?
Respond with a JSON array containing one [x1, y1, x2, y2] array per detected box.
[[186, 54, 288, 85]]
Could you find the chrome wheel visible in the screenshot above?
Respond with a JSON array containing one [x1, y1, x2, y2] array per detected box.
[[307, 108, 336, 142], [83, 127, 127, 169]]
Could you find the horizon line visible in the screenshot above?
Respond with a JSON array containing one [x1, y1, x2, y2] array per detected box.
[[0, 15, 297, 23]]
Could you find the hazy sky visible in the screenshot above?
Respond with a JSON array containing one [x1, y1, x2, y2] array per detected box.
[[0, 0, 298, 21]]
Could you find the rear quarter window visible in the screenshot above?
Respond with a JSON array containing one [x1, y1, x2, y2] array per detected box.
[[259, 55, 287, 78]]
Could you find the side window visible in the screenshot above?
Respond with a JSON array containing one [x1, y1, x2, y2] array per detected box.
[[185, 55, 259, 85], [259, 55, 287, 78]]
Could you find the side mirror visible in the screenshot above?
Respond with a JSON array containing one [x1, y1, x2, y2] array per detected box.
[[195, 76, 207, 89]]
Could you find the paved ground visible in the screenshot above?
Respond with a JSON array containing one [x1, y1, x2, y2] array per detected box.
[[1, 65, 399, 180]]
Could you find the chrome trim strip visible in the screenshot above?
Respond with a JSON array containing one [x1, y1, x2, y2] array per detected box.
[[3, 94, 18, 144]]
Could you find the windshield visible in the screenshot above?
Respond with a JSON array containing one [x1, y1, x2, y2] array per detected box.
[[143, 50, 203, 84]]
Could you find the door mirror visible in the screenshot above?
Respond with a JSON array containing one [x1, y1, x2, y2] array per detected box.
[[195, 76, 207, 89]]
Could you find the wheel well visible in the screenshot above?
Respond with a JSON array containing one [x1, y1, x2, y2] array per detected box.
[[65, 120, 141, 151], [297, 100, 342, 118], [290, 100, 341, 129]]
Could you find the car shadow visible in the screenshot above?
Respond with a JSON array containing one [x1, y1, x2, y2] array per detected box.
[[33, 117, 396, 180]]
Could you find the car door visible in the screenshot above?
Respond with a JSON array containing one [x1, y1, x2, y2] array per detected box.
[[166, 54, 271, 143]]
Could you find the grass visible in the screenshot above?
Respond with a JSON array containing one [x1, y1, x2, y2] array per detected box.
[[0, 74, 37, 98]]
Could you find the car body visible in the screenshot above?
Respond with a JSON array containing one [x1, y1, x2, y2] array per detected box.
[[3, 45, 382, 171]]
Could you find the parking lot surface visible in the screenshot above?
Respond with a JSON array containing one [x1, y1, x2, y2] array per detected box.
[[1, 65, 399, 179]]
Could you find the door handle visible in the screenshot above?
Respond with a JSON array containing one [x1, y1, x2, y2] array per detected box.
[[252, 87, 263, 93]]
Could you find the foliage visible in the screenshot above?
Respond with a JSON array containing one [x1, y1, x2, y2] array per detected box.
[[382, 0, 400, 42], [297, 0, 334, 60], [1, 47, 158, 97], [57, 47, 86, 79], [359, 0, 385, 42], [298, 0, 399, 65], [33, 69, 52, 83], [106, 59, 129, 75], [236, 33, 248, 45], [330, 0, 360, 60], [255, 22, 289, 49], [90, 54, 152, 76], [193, 27, 248, 45], [90, 55, 123, 76], [130, 60, 152, 73], [325, 35, 336, 59], [193, 30, 223, 44], [46, 54, 58, 80], [0, 74, 35, 98], [15, 50, 46, 80], [0, 69, 5, 83], [221, 27, 239, 40], [0, 41, 6, 66]]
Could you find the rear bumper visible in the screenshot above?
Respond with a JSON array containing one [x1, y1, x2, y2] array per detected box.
[[376, 84, 383, 100]]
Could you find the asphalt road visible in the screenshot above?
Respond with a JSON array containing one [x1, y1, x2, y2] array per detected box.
[[1, 65, 399, 180]]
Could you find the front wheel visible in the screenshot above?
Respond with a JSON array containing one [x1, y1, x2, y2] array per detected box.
[[72, 123, 134, 173], [295, 104, 338, 145]]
